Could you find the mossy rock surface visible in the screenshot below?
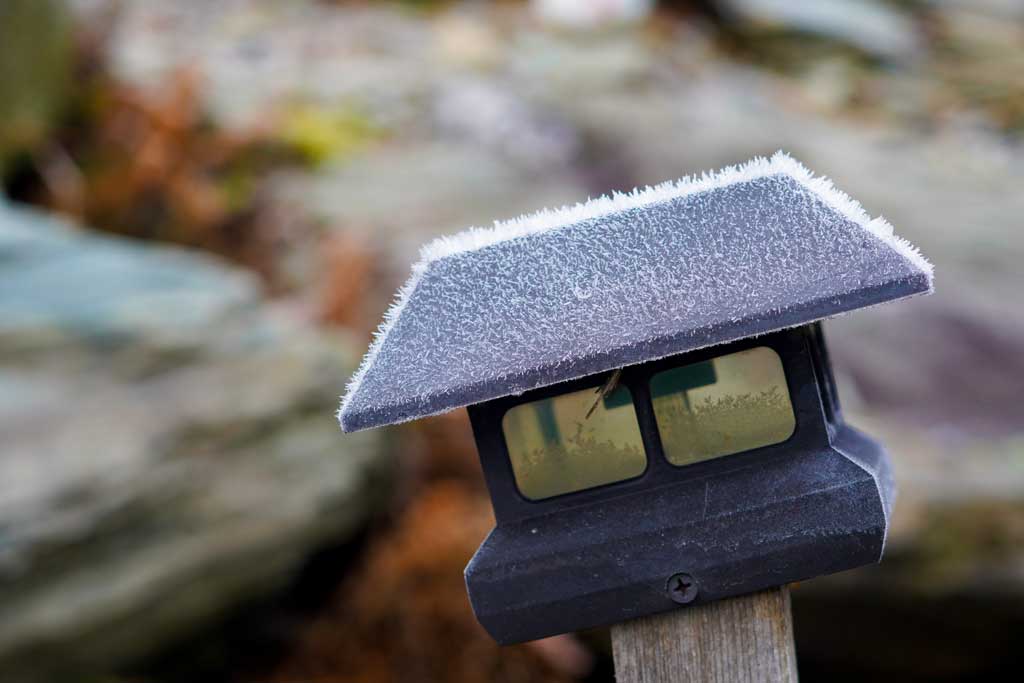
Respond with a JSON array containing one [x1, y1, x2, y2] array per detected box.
[[0, 201, 394, 682]]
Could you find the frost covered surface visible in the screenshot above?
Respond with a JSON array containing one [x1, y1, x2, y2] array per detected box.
[[339, 153, 933, 432]]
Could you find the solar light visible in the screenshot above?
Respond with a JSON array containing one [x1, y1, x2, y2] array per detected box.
[[338, 153, 933, 645]]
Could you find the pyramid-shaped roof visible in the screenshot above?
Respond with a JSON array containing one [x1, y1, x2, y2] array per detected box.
[[339, 153, 932, 432]]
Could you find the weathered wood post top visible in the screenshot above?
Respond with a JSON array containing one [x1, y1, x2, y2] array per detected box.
[[338, 152, 933, 645]]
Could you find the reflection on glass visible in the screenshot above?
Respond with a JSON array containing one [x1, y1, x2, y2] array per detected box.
[[502, 383, 646, 500], [652, 347, 795, 466]]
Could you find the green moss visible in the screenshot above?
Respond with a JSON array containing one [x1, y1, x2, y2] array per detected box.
[[0, 0, 72, 175], [277, 103, 379, 167]]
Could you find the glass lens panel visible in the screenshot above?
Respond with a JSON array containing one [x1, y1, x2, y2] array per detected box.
[[503, 384, 646, 500], [651, 347, 795, 466]]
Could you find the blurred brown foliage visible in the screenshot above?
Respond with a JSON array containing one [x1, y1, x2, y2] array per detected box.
[[316, 233, 379, 328], [7, 51, 385, 302], [264, 408, 592, 682], [20, 67, 300, 283], [271, 478, 588, 683]]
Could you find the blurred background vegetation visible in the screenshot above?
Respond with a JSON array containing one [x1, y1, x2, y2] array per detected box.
[[1, 0, 1022, 681]]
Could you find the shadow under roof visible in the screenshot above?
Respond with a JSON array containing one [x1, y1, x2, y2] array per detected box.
[[339, 153, 933, 432]]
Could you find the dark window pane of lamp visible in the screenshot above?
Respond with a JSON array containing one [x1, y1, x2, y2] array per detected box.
[[652, 347, 795, 466], [503, 385, 646, 500]]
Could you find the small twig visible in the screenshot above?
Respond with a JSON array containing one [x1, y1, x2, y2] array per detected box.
[[585, 369, 622, 420]]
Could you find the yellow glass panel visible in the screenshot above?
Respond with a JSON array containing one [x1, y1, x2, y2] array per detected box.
[[652, 347, 795, 467], [503, 385, 646, 500]]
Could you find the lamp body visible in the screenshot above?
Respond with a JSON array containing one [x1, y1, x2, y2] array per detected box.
[[464, 324, 893, 644]]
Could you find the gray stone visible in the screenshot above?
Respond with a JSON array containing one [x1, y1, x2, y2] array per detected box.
[[0, 199, 257, 361], [0, 201, 392, 682], [274, 141, 589, 273], [929, 0, 1024, 20], [717, 0, 922, 62]]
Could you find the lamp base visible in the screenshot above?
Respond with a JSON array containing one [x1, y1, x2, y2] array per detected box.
[[465, 425, 893, 644]]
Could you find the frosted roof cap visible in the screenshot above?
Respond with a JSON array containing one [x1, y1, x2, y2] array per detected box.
[[338, 152, 933, 432]]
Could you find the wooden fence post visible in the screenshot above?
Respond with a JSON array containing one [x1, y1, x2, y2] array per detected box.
[[610, 586, 798, 682]]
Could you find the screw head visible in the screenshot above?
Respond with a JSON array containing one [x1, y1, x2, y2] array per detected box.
[[666, 572, 698, 604]]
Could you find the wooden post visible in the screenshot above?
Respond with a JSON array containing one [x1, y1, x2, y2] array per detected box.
[[611, 587, 798, 683]]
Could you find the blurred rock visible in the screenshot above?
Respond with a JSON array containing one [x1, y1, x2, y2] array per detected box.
[[275, 141, 590, 275], [531, 0, 654, 30], [433, 79, 581, 170], [717, 0, 922, 62], [434, 12, 504, 69], [928, 4, 1024, 132], [0, 198, 255, 361], [0, 200, 393, 682], [929, 0, 1024, 20], [103, 2, 436, 130]]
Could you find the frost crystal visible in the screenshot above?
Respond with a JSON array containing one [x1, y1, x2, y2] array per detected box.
[[339, 152, 933, 432]]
